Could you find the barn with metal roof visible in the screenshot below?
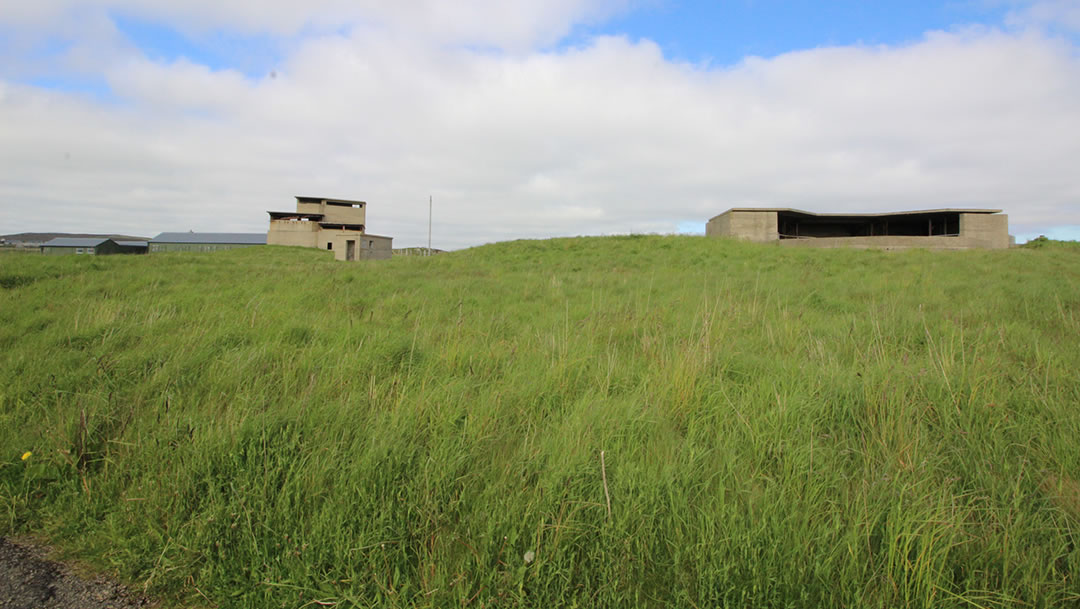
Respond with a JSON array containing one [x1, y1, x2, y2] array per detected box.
[[149, 232, 266, 253], [41, 237, 147, 255]]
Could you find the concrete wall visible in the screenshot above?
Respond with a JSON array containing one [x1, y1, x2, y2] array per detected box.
[[295, 200, 366, 226], [322, 231, 392, 261], [296, 201, 324, 216], [960, 213, 1010, 249], [359, 235, 393, 260], [268, 224, 392, 261], [325, 231, 362, 261], [706, 210, 779, 242], [705, 213, 729, 238], [321, 204, 365, 226], [267, 219, 320, 248]]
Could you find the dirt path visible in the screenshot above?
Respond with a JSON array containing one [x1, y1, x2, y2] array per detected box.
[[0, 537, 154, 609]]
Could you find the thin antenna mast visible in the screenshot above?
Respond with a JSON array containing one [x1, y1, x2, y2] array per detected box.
[[428, 195, 432, 255]]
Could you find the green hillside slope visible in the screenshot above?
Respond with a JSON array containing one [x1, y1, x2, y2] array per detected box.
[[2, 236, 1079, 608]]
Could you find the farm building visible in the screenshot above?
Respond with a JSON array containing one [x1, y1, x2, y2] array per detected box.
[[706, 208, 1011, 250], [267, 196, 393, 261], [149, 232, 266, 253], [115, 240, 149, 252], [41, 237, 147, 255]]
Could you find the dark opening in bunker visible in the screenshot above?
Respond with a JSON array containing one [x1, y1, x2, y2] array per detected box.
[[777, 211, 960, 239]]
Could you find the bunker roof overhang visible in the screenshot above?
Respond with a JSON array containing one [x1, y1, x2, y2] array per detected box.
[[318, 222, 366, 231], [295, 196, 366, 207], [269, 211, 324, 220], [708, 208, 1002, 222]]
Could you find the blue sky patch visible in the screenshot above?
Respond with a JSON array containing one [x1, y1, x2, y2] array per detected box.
[[110, 13, 284, 79], [1014, 225, 1080, 244], [569, 0, 1013, 64], [677, 220, 705, 234], [25, 75, 115, 100]]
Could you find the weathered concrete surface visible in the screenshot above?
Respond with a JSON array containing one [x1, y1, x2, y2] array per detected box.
[[959, 213, 1010, 249], [296, 199, 366, 226], [324, 231, 393, 261], [0, 537, 153, 609], [706, 210, 778, 242], [266, 219, 320, 248]]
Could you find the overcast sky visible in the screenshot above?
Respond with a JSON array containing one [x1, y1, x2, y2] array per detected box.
[[1, 1, 1078, 247]]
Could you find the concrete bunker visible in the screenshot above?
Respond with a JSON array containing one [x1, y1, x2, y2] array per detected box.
[[706, 208, 1010, 250], [267, 196, 393, 261]]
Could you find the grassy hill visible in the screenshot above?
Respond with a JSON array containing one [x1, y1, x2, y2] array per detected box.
[[1, 236, 1078, 608]]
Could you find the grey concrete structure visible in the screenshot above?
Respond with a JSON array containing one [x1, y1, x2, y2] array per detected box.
[[149, 233, 266, 253], [706, 208, 1010, 250], [267, 196, 393, 261]]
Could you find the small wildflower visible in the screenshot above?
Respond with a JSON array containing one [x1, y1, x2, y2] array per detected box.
[[523, 550, 535, 564], [21, 451, 32, 461]]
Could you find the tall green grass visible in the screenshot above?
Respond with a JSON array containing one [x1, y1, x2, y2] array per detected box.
[[1, 236, 1079, 608]]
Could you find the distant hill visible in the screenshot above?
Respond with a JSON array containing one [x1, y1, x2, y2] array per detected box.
[[1, 232, 150, 244]]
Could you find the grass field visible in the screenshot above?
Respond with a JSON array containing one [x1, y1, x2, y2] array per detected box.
[[1, 236, 1079, 608]]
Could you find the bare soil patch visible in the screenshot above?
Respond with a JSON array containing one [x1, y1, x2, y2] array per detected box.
[[0, 537, 154, 609]]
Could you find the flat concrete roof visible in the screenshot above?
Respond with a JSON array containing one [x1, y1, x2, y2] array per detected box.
[[708, 208, 1003, 222], [295, 196, 366, 206], [269, 211, 324, 220]]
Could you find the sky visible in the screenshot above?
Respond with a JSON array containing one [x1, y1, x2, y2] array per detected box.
[[1, 1, 1079, 248]]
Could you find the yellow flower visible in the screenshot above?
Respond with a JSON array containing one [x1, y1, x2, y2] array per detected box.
[[21, 451, 32, 461]]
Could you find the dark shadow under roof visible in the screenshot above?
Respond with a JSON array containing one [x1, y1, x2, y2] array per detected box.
[[317, 223, 366, 231], [295, 196, 366, 207], [269, 211, 325, 220]]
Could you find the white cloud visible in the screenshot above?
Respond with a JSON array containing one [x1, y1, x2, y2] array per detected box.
[[1, 9, 1079, 247], [1006, 0, 1080, 32], [0, 0, 635, 50]]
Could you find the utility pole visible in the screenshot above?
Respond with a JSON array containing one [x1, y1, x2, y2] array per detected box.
[[428, 195, 432, 255]]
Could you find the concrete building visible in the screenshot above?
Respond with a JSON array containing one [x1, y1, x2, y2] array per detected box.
[[267, 196, 393, 261], [706, 208, 1010, 250], [41, 237, 147, 255], [150, 233, 266, 253]]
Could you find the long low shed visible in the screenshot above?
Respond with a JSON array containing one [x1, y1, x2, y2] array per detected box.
[[149, 233, 267, 253], [706, 208, 1011, 250]]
